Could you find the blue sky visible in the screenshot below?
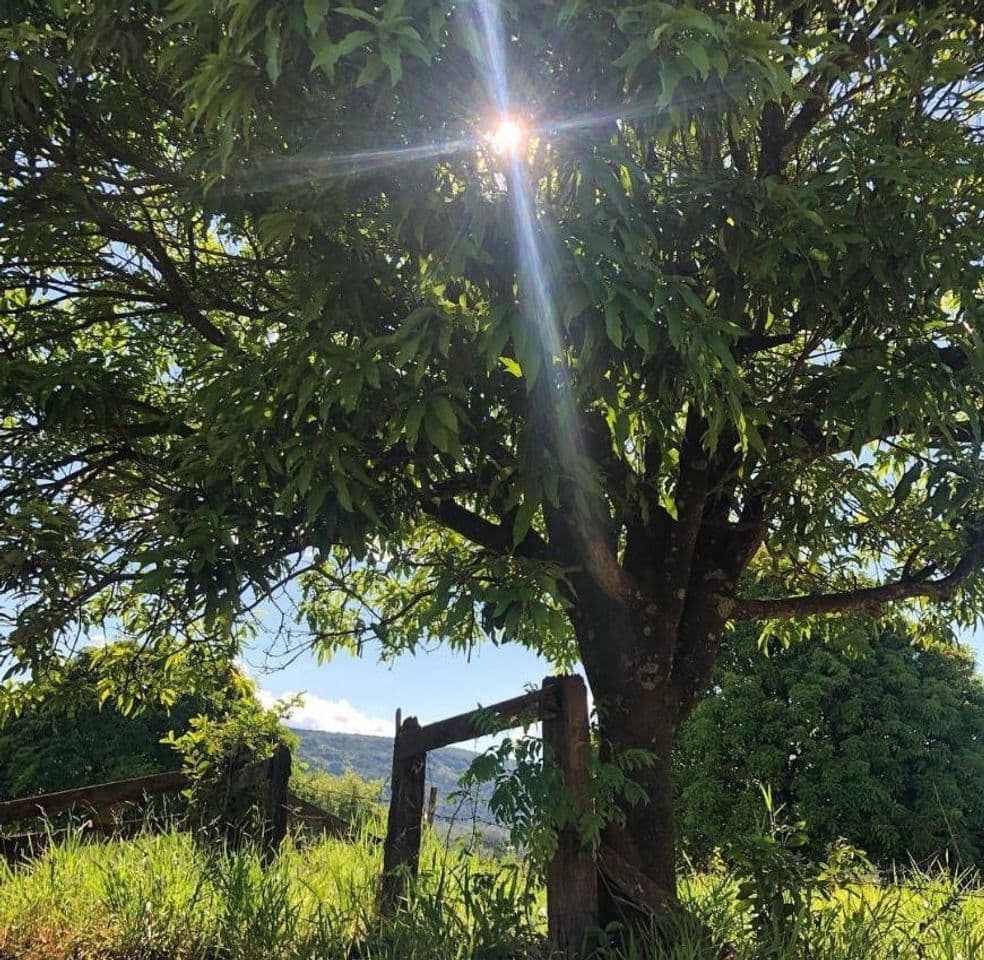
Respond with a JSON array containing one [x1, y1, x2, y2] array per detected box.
[[249, 634, 553, 738], [247, 619, 984, 740]]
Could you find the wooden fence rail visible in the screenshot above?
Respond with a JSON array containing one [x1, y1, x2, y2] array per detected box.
[[0, 769, 192, 826], [393, 687, 557, 758], [378, 674, 597, 957], [0, 743, 350, 865]]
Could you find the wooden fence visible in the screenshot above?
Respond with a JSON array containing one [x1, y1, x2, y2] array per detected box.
[[0, 744, 352, 864], [2, 676, 599, 954], [378, 674, 596, 956]]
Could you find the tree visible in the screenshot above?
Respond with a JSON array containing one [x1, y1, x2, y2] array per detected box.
[[0, 642, 259, 799], [676, 625, 984, 870], [2, 0, 982, 912]]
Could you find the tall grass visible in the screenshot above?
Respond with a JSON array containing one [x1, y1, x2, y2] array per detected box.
[[1, 825, 982, 959]]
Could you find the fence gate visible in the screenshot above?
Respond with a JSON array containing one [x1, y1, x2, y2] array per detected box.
[[378, 674, 596, 957]]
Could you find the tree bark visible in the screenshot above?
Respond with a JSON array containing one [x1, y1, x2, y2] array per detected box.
[[595, 681, 680, 920], [574, 601, 717, 924]]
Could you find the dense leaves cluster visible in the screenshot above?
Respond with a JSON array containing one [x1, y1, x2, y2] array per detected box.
[[2, 0, 981, 670], [677, 626, 984, 869], [0, 642, 261, 799]]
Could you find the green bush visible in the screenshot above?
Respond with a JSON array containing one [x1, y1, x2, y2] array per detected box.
[[676, 624, 984, 871], [164, 688, 297, 847], [290, 767, 384, 833]]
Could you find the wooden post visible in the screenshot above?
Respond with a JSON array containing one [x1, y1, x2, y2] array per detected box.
[[426, 785, 438, 827], [378, 714, 426, 916], [262, 743, 291, 865], [542, 675, 597, 957]]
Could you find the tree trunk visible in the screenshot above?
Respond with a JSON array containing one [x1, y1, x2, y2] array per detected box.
[[594, 682, 680, 920], [574, 600, 720, 924]]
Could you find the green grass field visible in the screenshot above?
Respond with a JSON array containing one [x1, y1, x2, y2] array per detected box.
[[1, 827, 983, 959]]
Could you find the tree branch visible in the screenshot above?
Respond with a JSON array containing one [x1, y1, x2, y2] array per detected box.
[[89, 207, 227, 347], [732, 544, 984, 621], [420, 498, 558, 563]]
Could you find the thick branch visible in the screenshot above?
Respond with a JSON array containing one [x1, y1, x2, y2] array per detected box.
[[733, 544, 983, 621], [665, 410, 711, 608], [421, 499, 557, 563]]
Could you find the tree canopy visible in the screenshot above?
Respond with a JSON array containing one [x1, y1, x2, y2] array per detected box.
[[2, 0, 982, 907], [676, 625, 984, 870]]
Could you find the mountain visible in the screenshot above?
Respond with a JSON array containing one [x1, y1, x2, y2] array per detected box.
[[291, 728, 496, 827]]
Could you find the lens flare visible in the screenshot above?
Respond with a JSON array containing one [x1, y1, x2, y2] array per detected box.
[[489, 118, 526, 155]]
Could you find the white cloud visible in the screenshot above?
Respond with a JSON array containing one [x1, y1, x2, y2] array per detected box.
[[258, 688, 391, 737]]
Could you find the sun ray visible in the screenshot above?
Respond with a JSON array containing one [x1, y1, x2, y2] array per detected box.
[[545, 101, 663, 136], [469, 0, 612, 577], [232, 137, 477, 193], [474, 0, 511, 114]]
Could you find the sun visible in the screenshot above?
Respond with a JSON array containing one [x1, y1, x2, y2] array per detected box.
[[488, 117, 526, 156]]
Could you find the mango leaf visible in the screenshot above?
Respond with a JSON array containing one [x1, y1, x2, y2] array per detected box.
[[512, 496, 538, 546]]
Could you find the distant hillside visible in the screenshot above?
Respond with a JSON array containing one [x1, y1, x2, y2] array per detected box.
[[291, 728, 496, 826]]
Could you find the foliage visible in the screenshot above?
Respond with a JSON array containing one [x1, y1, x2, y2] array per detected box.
[[3, 0, 983, 899], [0, 642, 254, 800], [290, 767, 384, 832], [460, 730, 654, 871], [2, 828, 984, 959], [676, 625, 984, 870], [165, 689, 297, 843], [724, 786, 875, 953], [2, 0, 982, 677]]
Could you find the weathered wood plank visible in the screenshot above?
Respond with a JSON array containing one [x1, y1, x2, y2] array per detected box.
[[228, 757, 272, 792], [394, 687, 558, 759], [285, 792, 355, 838], [0, 769, 191, 826], [543, 675, 597, 957], [378, 715, 426, 916]]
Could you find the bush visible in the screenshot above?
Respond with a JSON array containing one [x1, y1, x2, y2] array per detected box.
[[164, 687, 297, 847], [676, 624, 984, 870], [290, 767, 384, 833]]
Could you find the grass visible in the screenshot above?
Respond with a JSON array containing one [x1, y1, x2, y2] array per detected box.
[[1, 825, 983, 959]]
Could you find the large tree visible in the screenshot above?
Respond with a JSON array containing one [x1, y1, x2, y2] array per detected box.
[[676, 625, 984, 870], [1, 0, 982, 911]]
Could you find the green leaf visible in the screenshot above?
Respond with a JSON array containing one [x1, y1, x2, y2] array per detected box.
[[334, 474, 354, 512], [311, 29, 372, 76], [499, 356, 522, 378], [512, 497, 537, 546], [356, 53, 385, 87], [304, 0, 325, 36], [677, 38, 711, 80], [428, 6, 445, 42], [604, 302, 623, 349], [306, 481, 329, 523], [264, 14, 282, 84], [424, 412, 450, 452], [399, 33, 432, 64], [380, 43, 402, 85], [894, 461, 922, 504], [403, 403, 425, 446], [431, 395, 458, 433], [677, 282, 706, 315], [335, 5, 378, 24]]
